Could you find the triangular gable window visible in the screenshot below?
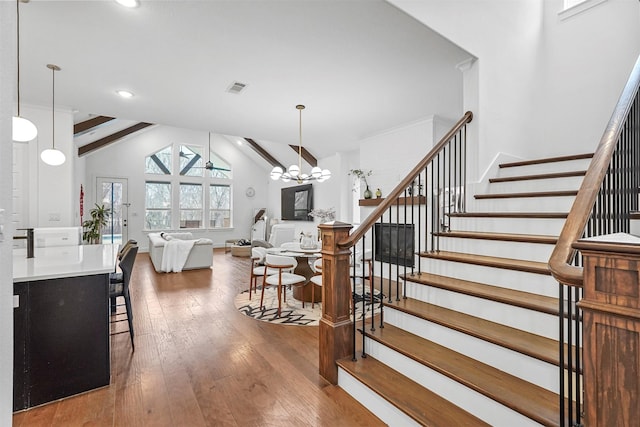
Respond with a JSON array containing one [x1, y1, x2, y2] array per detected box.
[[145, 145, 172, 175]]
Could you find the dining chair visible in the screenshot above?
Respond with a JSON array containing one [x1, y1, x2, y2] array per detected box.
[[309, 257, 323, 308], [351, 248, 374, 305], [249, 247, 278, 299], [280, 241, 301, 251], [109, 244, 138, 350], [262, 254, 306, 316]]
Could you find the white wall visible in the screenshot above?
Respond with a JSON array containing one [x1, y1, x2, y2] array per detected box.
[[389, 0, 640, 181], [24, 105, 75, 228], [360, 115, 453, 197], [82, 125, 270, 250], [0, 2, 15, 423]]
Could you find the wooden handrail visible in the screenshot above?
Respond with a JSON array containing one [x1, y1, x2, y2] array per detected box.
[[549, 54, 640, 287], [337, 111, 473, 249]]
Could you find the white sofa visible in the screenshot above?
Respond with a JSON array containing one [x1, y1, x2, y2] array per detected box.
[[148, 232, 213, 272]]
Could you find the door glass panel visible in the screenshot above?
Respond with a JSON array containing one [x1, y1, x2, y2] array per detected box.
[[97, 178, 128, 245]]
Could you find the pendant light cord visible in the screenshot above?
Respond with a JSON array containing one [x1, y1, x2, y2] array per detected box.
[[16, 0, 21, 116], [52, 66, 55, 148], [298, 106, 302, 172]]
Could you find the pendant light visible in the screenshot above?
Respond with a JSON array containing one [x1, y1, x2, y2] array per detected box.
[[13, 0, 38, 142], [270, 104, 331, 183], [40, 64, 66, 166]]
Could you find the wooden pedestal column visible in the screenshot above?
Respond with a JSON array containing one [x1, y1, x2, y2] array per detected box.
[[574, 234, 640, 427], [318, 221, 354, 384]]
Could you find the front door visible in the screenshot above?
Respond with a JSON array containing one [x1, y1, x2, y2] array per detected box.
[[96, 177, 128, 245]]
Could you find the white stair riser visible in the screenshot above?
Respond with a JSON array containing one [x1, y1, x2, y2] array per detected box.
[[488, 176, 584, 194], [436, 236, 555, 263], [337, 369, 421, 427], [404, 281, 559, 340], [419, 258, 559, 297], [496, 159, 591, 178], [365, 338, 545, 427], [471, 196, 576, 212], [449, 217, 567, 235], [383, 308, 559, 393]]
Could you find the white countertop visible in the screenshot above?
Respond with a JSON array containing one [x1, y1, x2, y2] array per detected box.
[[13, 244, 119, 283]]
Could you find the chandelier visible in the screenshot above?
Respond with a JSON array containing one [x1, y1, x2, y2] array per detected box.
[[270, 104, 331, 183]]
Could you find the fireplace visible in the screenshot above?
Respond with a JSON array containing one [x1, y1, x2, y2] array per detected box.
[[374, 223, 415, 267]]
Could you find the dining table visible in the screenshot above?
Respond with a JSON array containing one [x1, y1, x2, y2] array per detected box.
[[267, 247, 322, 303]]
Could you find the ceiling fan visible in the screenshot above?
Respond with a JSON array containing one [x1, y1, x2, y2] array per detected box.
[[179, 149, 193, 159], [191, 132, 231, 172]]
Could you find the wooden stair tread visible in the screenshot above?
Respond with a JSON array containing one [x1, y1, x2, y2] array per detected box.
[[475, 190, 578, 199], [365, 324, 562, 427], [337, 355, 491, 427], [419, 250, 551, 275], [499, 153, 593, 168], [402, 271, 559, 315], [489, 170, 586, 183], [449, 212, 568, 218], [433, 230, 557, 245], [385, 297, 568, 367]]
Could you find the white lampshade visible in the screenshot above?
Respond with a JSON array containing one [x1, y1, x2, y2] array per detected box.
[[12, 116, 38, 142], [311, 166, 322, 178], [321, 169, 332, 180], [288, 164, 300, 177], [270, 166, 283, 180], [281, 173, 291, 183], [40, 148, 66, 166]]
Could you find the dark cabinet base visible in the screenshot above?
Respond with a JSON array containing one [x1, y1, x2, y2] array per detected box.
[[14, 274, 110, 411]]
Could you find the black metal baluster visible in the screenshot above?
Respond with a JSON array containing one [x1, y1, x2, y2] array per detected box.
[[559, 282, 566, 427]]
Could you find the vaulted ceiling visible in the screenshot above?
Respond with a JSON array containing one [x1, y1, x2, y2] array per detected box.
[[17, 0, 471, 164]]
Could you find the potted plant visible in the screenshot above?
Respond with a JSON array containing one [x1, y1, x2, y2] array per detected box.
[[349, 169, 373, 199], [82, 203, 110, 244]]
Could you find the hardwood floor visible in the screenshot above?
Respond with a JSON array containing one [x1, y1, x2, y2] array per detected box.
[[12, 249, 383, 427]]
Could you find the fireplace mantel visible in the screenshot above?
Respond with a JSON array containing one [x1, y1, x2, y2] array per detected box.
[[359, 195, 426, 206]]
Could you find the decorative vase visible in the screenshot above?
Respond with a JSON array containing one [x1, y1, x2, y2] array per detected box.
[[364, 186, 372, 199], [300, 233, 317, 250], [375, 188, 382, 198]]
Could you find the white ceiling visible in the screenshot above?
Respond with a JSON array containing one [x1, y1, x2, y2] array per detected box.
[[18, 0, 471, 162]]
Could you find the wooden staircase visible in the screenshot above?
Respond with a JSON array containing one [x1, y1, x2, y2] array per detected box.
[[337, 153, 593, 426]]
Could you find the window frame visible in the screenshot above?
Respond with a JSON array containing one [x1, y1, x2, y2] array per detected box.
[[144, 180, 173, 230], [144, 142, 233, 231]]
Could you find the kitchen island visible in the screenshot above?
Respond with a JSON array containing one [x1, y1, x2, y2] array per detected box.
[[13, 244, 118, 411]]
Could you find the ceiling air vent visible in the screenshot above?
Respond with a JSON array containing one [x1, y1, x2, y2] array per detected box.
[[227, 81, 247, 94]]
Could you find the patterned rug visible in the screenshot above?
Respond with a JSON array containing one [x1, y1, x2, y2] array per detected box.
[[234, 283, 382, 326]]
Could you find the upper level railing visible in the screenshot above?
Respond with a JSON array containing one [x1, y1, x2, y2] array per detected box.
[[549, 54, 640, 287]]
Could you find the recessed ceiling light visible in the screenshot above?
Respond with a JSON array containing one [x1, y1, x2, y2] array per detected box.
[[116, 90, 134, 98], [115, 0, 139, 8]]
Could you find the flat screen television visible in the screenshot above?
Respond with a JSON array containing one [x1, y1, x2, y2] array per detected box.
[[281, 184, 313, 221]]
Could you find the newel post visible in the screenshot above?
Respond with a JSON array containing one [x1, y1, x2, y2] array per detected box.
[[574, 234, 640, 427], [318, 221, 354, 384]]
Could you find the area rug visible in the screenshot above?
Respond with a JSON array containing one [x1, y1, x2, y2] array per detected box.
[[235, 284, 382, 326]]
